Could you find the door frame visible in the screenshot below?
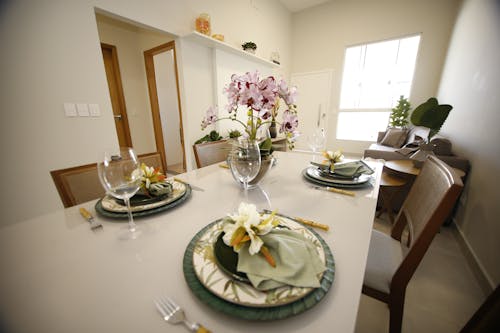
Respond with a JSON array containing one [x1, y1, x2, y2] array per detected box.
[[101, 43, 133, 147], [144, 41, 186, 172]]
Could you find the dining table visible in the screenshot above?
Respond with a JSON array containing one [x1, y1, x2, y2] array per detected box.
[[0, 151, 382, 333]]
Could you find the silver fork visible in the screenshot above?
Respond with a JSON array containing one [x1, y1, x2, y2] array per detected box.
[[154, 296, 211, 333]]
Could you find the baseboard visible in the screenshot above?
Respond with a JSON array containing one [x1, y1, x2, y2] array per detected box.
[[450, 220, 495, 295]]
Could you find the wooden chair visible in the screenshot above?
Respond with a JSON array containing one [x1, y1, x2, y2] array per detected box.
[[362, 155, 464, 333], [193, 140, 231, 168], [51, 152, 164, 208]]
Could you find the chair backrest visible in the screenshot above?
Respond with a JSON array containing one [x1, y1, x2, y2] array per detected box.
[[193, 140, 231, 168], [391, 155, 463, 286], [51, 152, 164, 208]]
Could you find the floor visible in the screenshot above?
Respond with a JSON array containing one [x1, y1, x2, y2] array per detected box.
[[355, 214, 487, 333]]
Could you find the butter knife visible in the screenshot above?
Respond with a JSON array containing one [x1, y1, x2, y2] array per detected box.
[[313, 185, 355, 197], [79, 207, 103, 229], [263, 209, 329, 231], [173, 177, 204, 192]]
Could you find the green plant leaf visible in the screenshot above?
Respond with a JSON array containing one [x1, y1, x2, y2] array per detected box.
[[410, 97, 453, 139]]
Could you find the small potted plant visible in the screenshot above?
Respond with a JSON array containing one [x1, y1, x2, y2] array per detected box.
[[241, 41, 257, 54]]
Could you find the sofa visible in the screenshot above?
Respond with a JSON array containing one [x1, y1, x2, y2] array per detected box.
[[363, 127, 470, 173], [363, 127, 469, 216]]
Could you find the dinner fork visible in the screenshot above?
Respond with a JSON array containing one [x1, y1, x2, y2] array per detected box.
[[154, 296, 211, 333]]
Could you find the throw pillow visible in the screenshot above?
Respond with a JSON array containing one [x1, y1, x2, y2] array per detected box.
[[380, 128, 408, 148]]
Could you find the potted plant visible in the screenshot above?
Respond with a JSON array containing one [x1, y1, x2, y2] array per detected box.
[[389, 96, 411, 128], [201, 71, 298, 186], [241, 41, 257, 54], [411, 97, 453, 141]]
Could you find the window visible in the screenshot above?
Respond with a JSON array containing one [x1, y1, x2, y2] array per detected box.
[[337, 35, 420, 141]]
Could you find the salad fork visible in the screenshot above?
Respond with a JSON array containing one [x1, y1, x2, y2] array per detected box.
[[154, 296, 211, 333]]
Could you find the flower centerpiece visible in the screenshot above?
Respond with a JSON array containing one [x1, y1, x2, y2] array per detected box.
[[201, 71, 298, 149], [322, 150, 344, 172], [222, 203, 280, 267], [137, 163, 172, 197]]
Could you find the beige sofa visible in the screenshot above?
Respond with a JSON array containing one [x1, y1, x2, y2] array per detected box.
[[364, 127, 469, 215], [363, 128, 470, 173]]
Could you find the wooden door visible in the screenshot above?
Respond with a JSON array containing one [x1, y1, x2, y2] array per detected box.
[[101, 43, 133, 147], [144, 41, 186, 173]]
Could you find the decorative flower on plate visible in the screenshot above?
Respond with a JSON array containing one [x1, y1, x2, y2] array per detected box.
[[201, 71, 299, 149], [138, 163, 172, 197], [322, 150, 344, 172], [222, 202, 279, 267]]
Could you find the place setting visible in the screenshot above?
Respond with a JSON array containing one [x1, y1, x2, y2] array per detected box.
[[94, 147, 192, 238], [182, 202, 335, 320], [303, 149, 375, 191]]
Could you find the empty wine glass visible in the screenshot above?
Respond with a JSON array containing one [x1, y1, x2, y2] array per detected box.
[[307, 128, 326, 154], [228, 138, 261, 190], [98, 147, 142, 240]]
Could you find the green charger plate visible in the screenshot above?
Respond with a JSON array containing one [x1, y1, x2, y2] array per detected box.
[[94, 184, 191, 220], [303, 169, 374, 189], [183, 219, 335, 320]]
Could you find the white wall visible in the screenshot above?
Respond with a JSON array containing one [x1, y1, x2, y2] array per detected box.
[[154, 50, 183, 166], [437, 0, 500, 288], [96, 15, 173, 155], [0, 0, 292, 225], [291, 0, 461, 154]]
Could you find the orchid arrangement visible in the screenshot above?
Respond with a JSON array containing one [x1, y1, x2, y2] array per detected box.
[[223, 202, 280, 267], [322, 150, 344, 172], [201, 71, 299, 149]]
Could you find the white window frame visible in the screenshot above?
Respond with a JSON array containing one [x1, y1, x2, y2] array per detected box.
[[337, 34, 421, 142]]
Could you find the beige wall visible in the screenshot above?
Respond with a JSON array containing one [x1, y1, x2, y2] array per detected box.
[[96, 15, 173, 155], [0, 0, 292, 226], [437, 0, 500, 288], [291, 0, 461, 154]]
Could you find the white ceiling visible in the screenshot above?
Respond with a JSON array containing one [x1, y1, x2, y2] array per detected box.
[[278, 0, 332, 13]]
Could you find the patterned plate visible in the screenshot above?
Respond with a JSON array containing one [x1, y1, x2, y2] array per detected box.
[[303, 169, 374, 189], [100, 180, 187, 213], [183, 215, 335, 320], [95, 183, 191, 220]]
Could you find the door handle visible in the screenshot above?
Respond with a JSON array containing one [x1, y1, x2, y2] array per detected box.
[[114, 114, 122, 120]]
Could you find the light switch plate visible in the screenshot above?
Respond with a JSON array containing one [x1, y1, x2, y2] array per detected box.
[[64, 103, 78, 117], [77, 103, 90, 117], [88, 104, 100, 117]]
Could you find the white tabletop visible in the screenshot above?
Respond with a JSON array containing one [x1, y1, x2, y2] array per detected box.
[[0, 151, 381, 333]]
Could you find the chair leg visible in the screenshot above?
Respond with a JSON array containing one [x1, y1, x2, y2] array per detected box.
[[388, 293, 405, 333]]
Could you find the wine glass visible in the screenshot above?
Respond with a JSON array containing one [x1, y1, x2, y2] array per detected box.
[[98, 147, 142, 239], [307, 128, 326, 160], [228, 138, 261, 190]]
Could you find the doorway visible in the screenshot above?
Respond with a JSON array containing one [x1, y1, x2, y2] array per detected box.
[[144, 41, 186, 174], [101, 43, 133, 148], [290, 70, 334, 151]]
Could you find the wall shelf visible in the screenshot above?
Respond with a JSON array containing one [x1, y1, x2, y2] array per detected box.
[[182, 31, 280, 68]]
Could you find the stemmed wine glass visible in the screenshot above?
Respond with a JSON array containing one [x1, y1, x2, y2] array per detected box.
[[228, 137, 261, 190], [307, 128, 326, 160], [98, 147, 142, 240]]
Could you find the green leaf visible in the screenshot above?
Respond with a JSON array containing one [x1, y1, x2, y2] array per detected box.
[[410, 97, 452, 139]]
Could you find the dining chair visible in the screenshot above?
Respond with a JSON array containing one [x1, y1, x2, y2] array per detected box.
[[362, 155, 464, 333], [192, 139, 231, 168], [51, 152, 164, 208]]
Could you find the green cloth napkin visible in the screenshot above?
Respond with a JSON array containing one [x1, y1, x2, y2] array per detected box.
[[236, 229, 326, 291], [311, 160, 374, 178]]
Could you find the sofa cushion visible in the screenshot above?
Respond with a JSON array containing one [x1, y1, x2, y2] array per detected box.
[[406, 126, 430, 145], [431, 137, 453, 156], [380, 128, 408, 148]]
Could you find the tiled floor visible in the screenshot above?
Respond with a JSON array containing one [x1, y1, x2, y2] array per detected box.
[[355, 215, 487, 333]]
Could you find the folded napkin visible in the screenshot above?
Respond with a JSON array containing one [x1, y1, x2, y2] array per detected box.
[[311, 160, 374, 178], [236, 229, 325, 291]]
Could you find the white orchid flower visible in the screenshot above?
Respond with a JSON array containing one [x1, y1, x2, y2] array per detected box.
[[222, 202, 276, 255]]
